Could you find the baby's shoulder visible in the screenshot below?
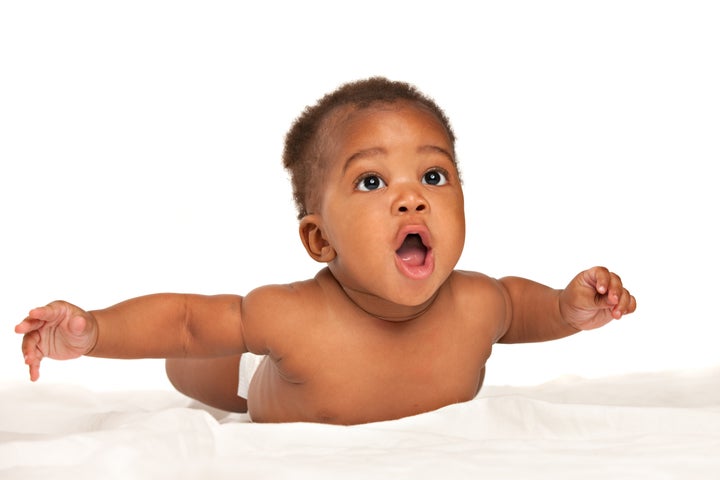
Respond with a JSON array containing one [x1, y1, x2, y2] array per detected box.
[[447, 269, 506, 295], [444, 270, 511, 341], [242, 275, 326, 317], [444, 270, 510, 314], [240, 273, 329, 352]]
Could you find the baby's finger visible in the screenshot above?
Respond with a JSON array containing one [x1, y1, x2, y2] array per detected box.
[[21, 330, 42, 359], [627, 292, 637, 313], [587, 266, 611, 295], [613, 289, 637, 318], [605, 273, 624, 307], [28, 305, 61, 323], [14, 317, 45, 334], [28, 358, 41, 382], [21, 332, 43, 381]]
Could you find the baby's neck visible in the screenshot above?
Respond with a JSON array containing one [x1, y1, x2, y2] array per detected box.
[[325, 272, 440, 323]]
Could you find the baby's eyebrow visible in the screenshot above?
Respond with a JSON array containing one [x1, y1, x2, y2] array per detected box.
[[418, 145, 455, 163], [342, 147, 387, 173], [342, 145, 454, 173]]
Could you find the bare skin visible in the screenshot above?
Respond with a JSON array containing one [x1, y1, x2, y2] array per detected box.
[[16, 102, 636, 425]]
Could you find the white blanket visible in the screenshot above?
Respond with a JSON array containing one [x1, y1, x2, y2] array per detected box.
[[2, 367, 719, 479]]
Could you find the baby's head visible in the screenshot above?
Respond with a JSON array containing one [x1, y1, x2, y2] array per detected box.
[[283, 77, 457, 219]]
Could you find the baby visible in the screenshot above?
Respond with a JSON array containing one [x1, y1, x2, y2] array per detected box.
[[16, 77, 636, 425]]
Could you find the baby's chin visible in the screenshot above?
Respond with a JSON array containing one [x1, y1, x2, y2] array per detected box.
[[327, 265, 449, 319]]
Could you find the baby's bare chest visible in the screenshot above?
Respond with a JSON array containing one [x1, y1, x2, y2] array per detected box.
[[253, 316, 495, 424]]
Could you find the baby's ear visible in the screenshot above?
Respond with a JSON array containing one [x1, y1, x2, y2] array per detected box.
[[299, 214, 336, 263]]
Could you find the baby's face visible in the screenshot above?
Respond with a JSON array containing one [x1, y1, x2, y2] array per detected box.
[[315, 101, 465, 307]]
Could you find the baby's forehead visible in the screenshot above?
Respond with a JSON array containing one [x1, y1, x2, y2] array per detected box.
[[317, 100, 454, 159], [323, 100, 443, 131]]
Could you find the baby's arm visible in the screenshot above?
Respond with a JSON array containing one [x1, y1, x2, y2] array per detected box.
[[15, 294, 245, 381], [498, 266, 636, 343]]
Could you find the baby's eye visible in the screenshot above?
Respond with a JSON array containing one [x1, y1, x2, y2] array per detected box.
[[422, 169, 448, 186], [356, 174, 387, 191]]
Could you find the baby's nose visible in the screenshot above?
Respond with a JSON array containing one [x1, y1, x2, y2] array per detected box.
[[398, 201, 426, 213], [394, 189, 428, 214]]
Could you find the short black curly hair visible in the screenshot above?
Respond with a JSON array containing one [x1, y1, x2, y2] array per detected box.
[[282, 77, 456, 219]]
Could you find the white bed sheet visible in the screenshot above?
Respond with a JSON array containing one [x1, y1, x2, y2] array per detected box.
[[2, 366, 719, 479]]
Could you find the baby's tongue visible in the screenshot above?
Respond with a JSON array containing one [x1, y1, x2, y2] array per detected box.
[[396, 235, 427, 267]]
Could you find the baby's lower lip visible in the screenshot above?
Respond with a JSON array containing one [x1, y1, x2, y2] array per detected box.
[[395, 248, 434, 280]]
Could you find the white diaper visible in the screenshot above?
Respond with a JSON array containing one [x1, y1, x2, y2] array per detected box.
[[237, 352, 265, 400]]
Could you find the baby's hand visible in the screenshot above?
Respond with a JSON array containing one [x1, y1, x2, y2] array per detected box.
[[15, 301, 98, 381], [559, 266, 637, 331]]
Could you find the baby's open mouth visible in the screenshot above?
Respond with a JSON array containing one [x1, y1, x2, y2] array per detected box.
[[396, 234, 428, 267]]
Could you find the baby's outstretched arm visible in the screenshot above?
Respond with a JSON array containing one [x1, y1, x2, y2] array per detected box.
[[498, 266, 636, 343], [16, 294, 245, 381]]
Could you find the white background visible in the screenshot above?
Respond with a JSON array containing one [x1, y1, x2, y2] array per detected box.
[[1, 1, 718, 391]]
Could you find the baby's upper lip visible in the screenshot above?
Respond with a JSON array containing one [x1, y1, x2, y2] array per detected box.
[[394, 224, 432, 251]]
